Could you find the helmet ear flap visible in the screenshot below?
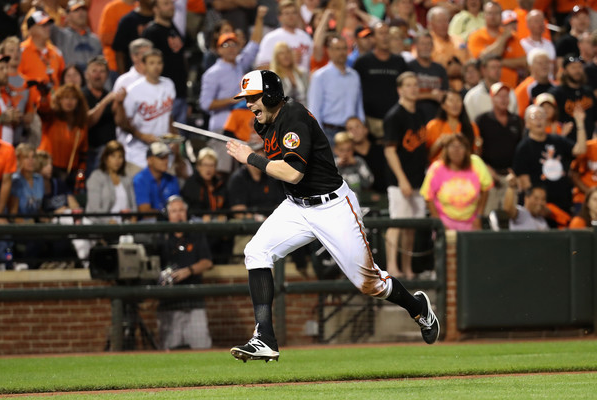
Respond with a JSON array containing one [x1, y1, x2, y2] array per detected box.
[[261, 70, 284, 108]]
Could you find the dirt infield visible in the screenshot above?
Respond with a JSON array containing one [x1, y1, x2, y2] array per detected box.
[[4, 371, 597, 398]]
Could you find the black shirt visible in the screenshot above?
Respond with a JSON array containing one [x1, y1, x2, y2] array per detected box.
[[180, 171, 229, 217], [112, 11, 154, 71], [548, 83, 596, 142], [83, 87, 116, 148], [355, 140, 388, 194], [406, 59, 449, 124], [383, 103, 428, 188], [227, 166, 285, 209], [255, 100, 344, 197], [555, 34, 579, 58], [475, 111, 523, 174], [353, 52, 408, 119], [142, 21, 187, 98], [513, 134, 575, 212]]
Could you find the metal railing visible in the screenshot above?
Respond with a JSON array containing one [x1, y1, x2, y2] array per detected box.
[[0, 218, 447, 350]]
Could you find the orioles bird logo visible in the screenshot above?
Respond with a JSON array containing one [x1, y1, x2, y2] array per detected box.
[[242, 78, 250, 89]]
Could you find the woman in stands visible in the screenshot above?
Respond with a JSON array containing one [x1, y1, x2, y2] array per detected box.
[[569, 187, 597, 228], [420, 133, 493, 231], [270, 42, 309, 106], [85, 140, 136, 224], [38, 83, 88, 190], [426, 89, 481, 163]]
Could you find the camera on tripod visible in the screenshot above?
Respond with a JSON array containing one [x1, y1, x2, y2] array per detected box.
[[89, 243, 161, 281]]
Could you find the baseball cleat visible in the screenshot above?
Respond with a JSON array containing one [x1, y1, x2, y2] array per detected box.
[[413, 291, 440, 344], [230, 326, 279, 363]]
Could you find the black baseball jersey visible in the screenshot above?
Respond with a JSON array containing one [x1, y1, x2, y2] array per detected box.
[[254, 100, 343, 197]]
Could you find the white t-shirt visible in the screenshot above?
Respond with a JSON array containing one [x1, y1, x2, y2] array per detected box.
[[123, 76, 175, 168], [113, 66, 144, 145], [509, 205, 549, 231], [255, 27, 313, 72]]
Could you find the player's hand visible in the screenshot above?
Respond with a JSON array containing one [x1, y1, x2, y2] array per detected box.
[[226, 139, 253, 164]]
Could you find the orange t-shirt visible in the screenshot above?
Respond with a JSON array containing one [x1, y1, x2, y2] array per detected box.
[[187, 0, 206, 14], [98, 0, 136, 71], [513, 8, 551, 41], [0, 140, 17, 176], [494, 0, 518, 10], [425, 118, 481, 162], [38, 118, 88, 171], [570, 139, 597, 204], [18, 37, 65, 90], [223, 108, 256, 142], [430, 31, 469, 69], [569, 216, 588, 228], [467, 27, 526, 89]]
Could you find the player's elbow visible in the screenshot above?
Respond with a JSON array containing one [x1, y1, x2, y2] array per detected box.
[[286, 170, 304, 185]]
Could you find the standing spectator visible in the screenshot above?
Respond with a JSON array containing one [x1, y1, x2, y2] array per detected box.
[[0, 139, 17, 220], [463, 54, 519, 122], [426, 7, 468, 69], [112, 39, 153, 146], [114, 49, 175, 170], [333, 131, 373, 201], [209, 0, 257, 38], [347, 26, 374, 68], [50, 0, 103, 72], [475, 82, 523, 215], [570, 137, 597, 211], [0, 53, 23, 145], [345, 116, 387, 198], [21, 0, 67, 38], [520, 10, 556, 68], [461, 59, 481, 97], [502, 172, 549, 230], [201, 20, 235, 72], [535, 92, 573, 136], [354, 22, 408, 139], [112, 0, 154, 75], [97, 0, 136, 73], [420, 133, 493, 231], [308, 35, 364, 143], [426, 89, 481, 163], [510, 0, 551, 42], [254, 0, 314, 72], [448, 0, 485, 43], [86, 140, 137, 224], [19, 11, 65, 91], [157, 195, 213, 350], [513, 105, 587, 224], [584, 31, 597, 100], [407, 31, 449, 124], [142, 0, 188, 124], [383, 72, 427, 280], [555, 6, 591, 67], [514, 49, 554, 117], [270, 42, 309, 106], [83, 56, 118, 175], [199, 8, 266, 174], [388, 0, 422, 36], [37, 84, 89, 187], [60, 64, 85, 88], [548, 55, 596, 142], [0, 38, 37, 146], [467, 1, 526, 90], [569, 187, 597, 228], [133, 141, 179, 215]]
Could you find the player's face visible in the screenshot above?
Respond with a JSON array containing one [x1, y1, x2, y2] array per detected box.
[[106, 151, 124, 173], [144, 55, 164, 80], [398, 76, 419, 102], [246, 93, 276, 124], [167, 200, 188, 223], [0, 63, 8, 86]]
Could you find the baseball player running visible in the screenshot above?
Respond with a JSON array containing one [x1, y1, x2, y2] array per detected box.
[[226, 70, 439, 362]]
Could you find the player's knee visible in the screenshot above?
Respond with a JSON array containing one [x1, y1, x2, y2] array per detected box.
[[359, 278, 386, 298], [244, 239, 274, 269]]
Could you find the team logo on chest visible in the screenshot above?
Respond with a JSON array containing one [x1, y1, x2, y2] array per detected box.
[[283, 132, 300, 149]]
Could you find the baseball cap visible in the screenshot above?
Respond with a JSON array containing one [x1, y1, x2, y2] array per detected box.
[[355, 26, 372, 38], [0, 55, 10, 63], [67, 0, 87, 12], [534, 92, 556, 106], [217, 32, 238, 47], [26, 10, 54, 29], [146, 141, 171, 158], [234, 70, 265, 99], [489, 82, 510, 97], [501, 10, 517, 25], [562, 54, 584, 68]]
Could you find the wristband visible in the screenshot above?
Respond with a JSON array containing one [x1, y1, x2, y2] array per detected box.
[[247, 152, 270, 172]]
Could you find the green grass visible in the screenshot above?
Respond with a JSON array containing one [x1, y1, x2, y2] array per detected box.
[[1, 340, 596, 396]]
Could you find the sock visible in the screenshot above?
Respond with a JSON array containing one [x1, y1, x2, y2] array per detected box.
[[385, 277, 424, 318], [248, 268, 276, 339]]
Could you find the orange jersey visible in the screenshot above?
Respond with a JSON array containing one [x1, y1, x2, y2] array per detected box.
[[570, 139, 597, 204], [38, 118, 88, 171], [467, 27, 526, 89], [98, 0, 136, 71], [425, 118, 481, 162], [223, 108, 256, 142], [18, 37, 65, 89], [0, 140, 17, 176]]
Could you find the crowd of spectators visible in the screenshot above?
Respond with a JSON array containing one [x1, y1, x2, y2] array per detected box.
[[1, 0, 597, 276]]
